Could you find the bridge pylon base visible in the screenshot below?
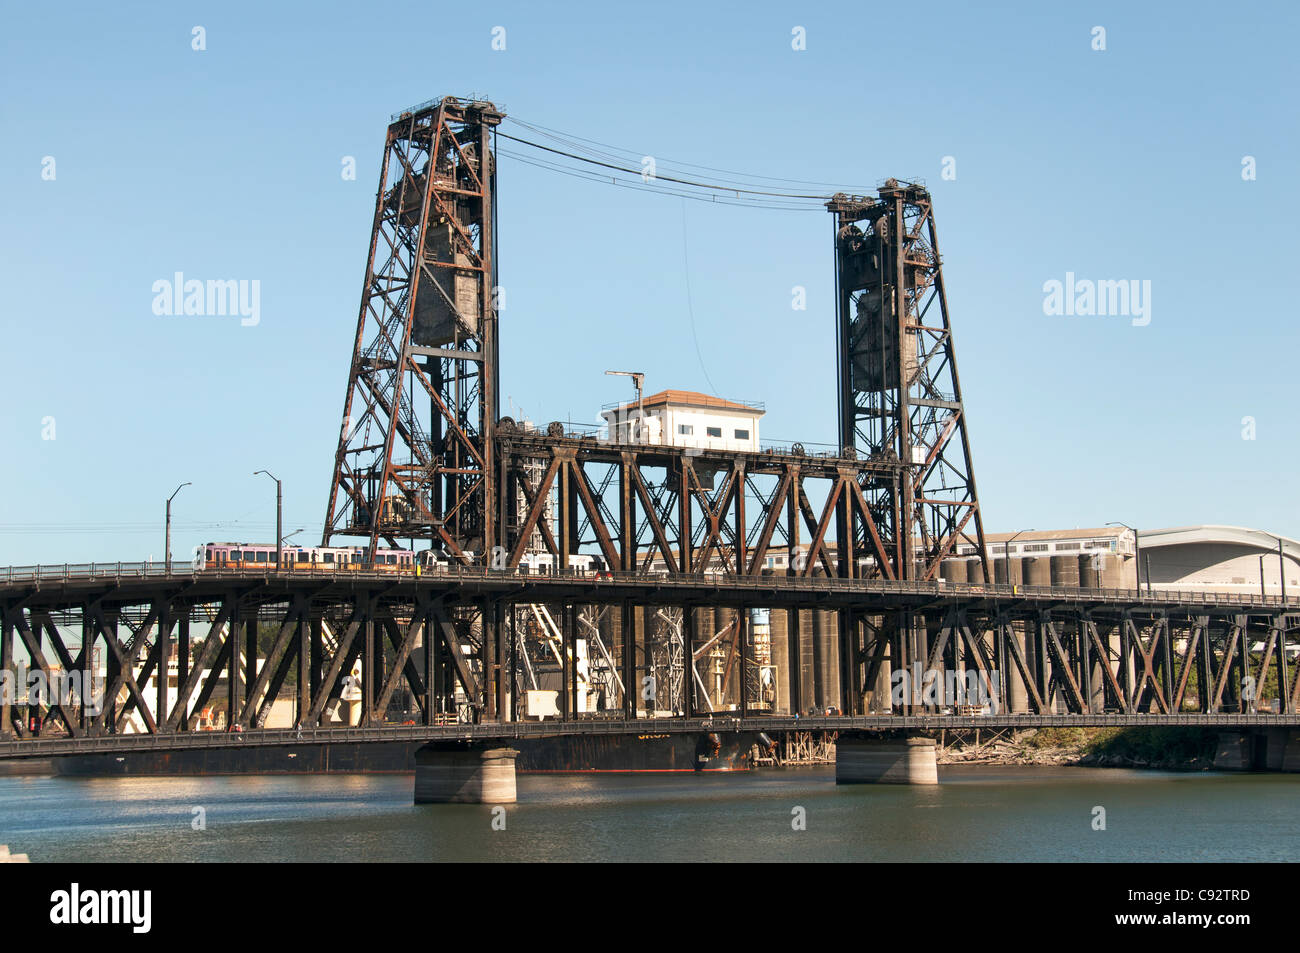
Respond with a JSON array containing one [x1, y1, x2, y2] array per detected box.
[[835, 734, 937, 785], [1213, 729, 1300, 772], [414, 742, 518, 804]]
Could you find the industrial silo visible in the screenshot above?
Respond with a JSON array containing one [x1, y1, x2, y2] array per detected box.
[[1050, 554, 1080, 588], [1098, 553, 1125, 589], [993, 555, 1022, 586], [941, 558, 968, 585], [1022, 556, 1051, 588], [799, 608, 816, 714], [1077, 554, 1097, 589], [811, 567, 840, 711]]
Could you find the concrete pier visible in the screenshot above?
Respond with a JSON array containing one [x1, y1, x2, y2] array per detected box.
[[835, 735, 938, 785], [414, 743, 518, 803], [1213, 729, 1300, 772], [1212, 732, 1253, 770]]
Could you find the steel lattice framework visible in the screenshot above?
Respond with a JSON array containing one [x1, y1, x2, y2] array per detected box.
[[829, 181, 989, 583], [324, 98, 503, 560], [0, 567, 1296, 750], [497, 431, 902, 578]]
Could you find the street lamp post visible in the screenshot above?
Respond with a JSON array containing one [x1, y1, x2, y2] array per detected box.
[[1106, 521, 1145, 592], [255, 470, 282, 568], [1279, 537, 1287, 604], [165, 482, 191, 574], [1004, 529, 1035, 588]]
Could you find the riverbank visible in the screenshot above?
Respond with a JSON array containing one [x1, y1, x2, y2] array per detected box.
[[937, 726, 1222, 770]]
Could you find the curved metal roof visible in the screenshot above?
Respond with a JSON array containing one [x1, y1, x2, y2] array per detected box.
[[1140, 525, 1300, 559]]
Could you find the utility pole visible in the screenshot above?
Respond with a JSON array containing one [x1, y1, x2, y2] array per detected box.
[[165, 482, 191, 574], [605, 370, 646, 442], [255, 470, 282, 567], [1005, 529, 1035, 588], [1280, 537, 1287, 603]]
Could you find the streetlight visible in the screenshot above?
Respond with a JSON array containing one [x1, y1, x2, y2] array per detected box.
[[1278, 537, 1288, 604], [254, 470, 282, 568], [165, 482, 191, 574], [1004, 529, 1035, 588], [1106, 521, 1146, 592]]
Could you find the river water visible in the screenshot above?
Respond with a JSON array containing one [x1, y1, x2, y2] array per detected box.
[[1, 766, 1295, 863]]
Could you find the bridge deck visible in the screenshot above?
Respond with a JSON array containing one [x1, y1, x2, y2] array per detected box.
[[1, 563, 1294, 613], [1, 713, 1295, 760]]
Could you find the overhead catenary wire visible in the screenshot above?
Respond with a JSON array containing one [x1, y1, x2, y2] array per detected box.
[[498, 148, 822, 211], [506, 116, 877, 194], [496, 130, 837, 202]]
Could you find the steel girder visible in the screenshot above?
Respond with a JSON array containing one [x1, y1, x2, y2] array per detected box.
[[0, 588, 1294, 744], [497, 432, 906, 579], [844, 605, 1296, 718]]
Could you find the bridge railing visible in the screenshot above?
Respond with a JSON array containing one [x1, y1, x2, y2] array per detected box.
[[1, 561, 1295, 611]]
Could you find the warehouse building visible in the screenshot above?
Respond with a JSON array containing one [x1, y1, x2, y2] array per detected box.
[[946, 525, 1300, 596]]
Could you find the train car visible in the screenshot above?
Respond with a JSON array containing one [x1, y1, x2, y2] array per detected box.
[[365, 547, 416, 571], [198, 543, 412, 571], [417, 550, 453, 571], [310, 546, 366, 568], [516, 553, 608, 574], [199, 542, 286, 569]]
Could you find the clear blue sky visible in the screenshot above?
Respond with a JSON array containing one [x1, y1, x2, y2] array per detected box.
[[2, 1, 1296, 564]]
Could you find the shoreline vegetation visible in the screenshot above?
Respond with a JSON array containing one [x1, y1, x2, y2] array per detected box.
[[935, 726, 1222, 770]]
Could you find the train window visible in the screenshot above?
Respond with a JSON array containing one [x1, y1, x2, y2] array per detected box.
[[297, 551, 309, 563], [734, 429, 749, 440], [256, 551, 268, 563], [678, 424, 693, 436], [232, 551, 242, 561], [706, 426, 722, 438], [323, 552, 333, 563], [206, 548, 213, 561]]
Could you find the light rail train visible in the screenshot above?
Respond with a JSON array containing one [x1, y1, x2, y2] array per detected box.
[[192, 544, 608, 574]]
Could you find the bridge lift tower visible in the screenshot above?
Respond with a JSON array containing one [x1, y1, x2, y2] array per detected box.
[[323, 97, 504, 561], [828, 181, 990, 583]]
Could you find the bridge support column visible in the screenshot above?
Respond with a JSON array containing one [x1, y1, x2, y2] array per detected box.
[[836, 734, 937, 785], [1212, 732, 1253, 770], [414, 742, 518, 804], [1260, 729, 1298, 771], [1281, 731, 1300, 772], [1215, 729, 1300, 772]]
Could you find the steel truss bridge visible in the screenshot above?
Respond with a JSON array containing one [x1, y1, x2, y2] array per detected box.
[[7, 98, 1297, 761], [1, 564, 1296, 757]]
